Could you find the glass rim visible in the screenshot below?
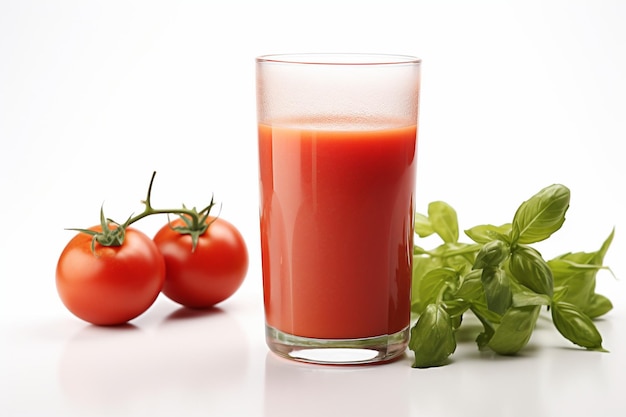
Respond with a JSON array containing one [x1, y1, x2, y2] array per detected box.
[[256, 53, 421, 66]]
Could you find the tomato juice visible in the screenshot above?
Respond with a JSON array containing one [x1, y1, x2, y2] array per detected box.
[[258, 118, 417, 340]]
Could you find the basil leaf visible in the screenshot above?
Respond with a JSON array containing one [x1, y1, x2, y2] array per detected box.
[[549, 258, 600, 310], [548, 229, 615, 315], [428, 242, 480, 273], [414, 212, 434, 238], [428, 201, 459, 244], [465, 223, 511, 244], [511, 184, 570, 244], [585, 293, 613, 319], [511, 285, 552, 307], [442, 299, 470, 321], [488, 305, 541, 355], [418, 267, 458, 309], [551, 301, 606, 351], [413, 244, 429, 256], [471, 301, 502, 324], [411, 255, 439, 314], [455, 269, 485, 303], [481, 267, 512, 315], [428, 242, 481, 258], [471, 303, 498, 349], [593, 227, 616, 263], [410, 303, 457, 368], [509, 244, 554, 297], [473, 239, 510, 270]]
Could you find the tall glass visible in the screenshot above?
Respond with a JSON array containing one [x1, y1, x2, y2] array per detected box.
[[256, 53, 421, 365]]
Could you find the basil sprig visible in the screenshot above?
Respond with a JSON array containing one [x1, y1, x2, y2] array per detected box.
[[409, 184, 614, 368]]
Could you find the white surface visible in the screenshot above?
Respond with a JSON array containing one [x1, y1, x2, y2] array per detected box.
[[1, 1, 625, 416]]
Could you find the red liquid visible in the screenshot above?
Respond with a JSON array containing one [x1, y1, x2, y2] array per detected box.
[[258, 119, 416, 339]]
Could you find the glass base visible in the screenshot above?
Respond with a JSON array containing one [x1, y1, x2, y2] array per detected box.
[[265, 325, 409, 365]]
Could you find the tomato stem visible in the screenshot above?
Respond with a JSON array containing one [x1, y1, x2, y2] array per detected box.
[[68, 171, 218, 251]]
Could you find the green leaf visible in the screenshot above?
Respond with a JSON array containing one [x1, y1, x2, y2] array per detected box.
[[471, 303, 498, 349], [511, 184, 570, 244], [481, 267, 512, 315], [465, 223, 511, 244], [428, 242, 481, 275], [414, 212, 434, 238], [549, 258, 598, 308], [428, 242, 481, 258], [442, 299, 471, 321], [454, 269, 485, 303], [510, 273, 552, 308], [410, 303, 457, 368], [428, 201, 459, 243], [417, 267, 458, 311], [413, 245, 429, 255], [488, 305, 541, 355], [511, 285, 552, 308], [593, 227, 616, 263], [548, 228, 615, 315], [508, 244, 554, 297], [551, 301, 606, 351], [585, 294, 613, 319], [473, 239, 510, 270], [471, 301, 503, 325], [411, 255, 439, 314]]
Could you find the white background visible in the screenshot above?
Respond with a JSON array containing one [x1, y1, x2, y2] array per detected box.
[[1, 1, 625, 416]]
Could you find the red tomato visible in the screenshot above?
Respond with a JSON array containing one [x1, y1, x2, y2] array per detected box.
[[56, 227, 166, 326], [153, 216, 248, 308]]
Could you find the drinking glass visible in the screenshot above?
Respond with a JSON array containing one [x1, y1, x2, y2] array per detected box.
[[256, 53, 421, 365]]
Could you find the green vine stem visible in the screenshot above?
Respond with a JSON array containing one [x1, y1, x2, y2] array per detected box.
[[68, 171, 218, 253]]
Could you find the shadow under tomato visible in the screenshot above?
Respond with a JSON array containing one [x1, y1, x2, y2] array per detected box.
[[61, 321, 141, 341], [161, 305, 226, 322]]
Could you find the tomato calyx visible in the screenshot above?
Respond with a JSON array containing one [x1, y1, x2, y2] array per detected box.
[[167, 202, 220, 252], [68, 172, 219, 254], [68, 207, 130, 253]]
